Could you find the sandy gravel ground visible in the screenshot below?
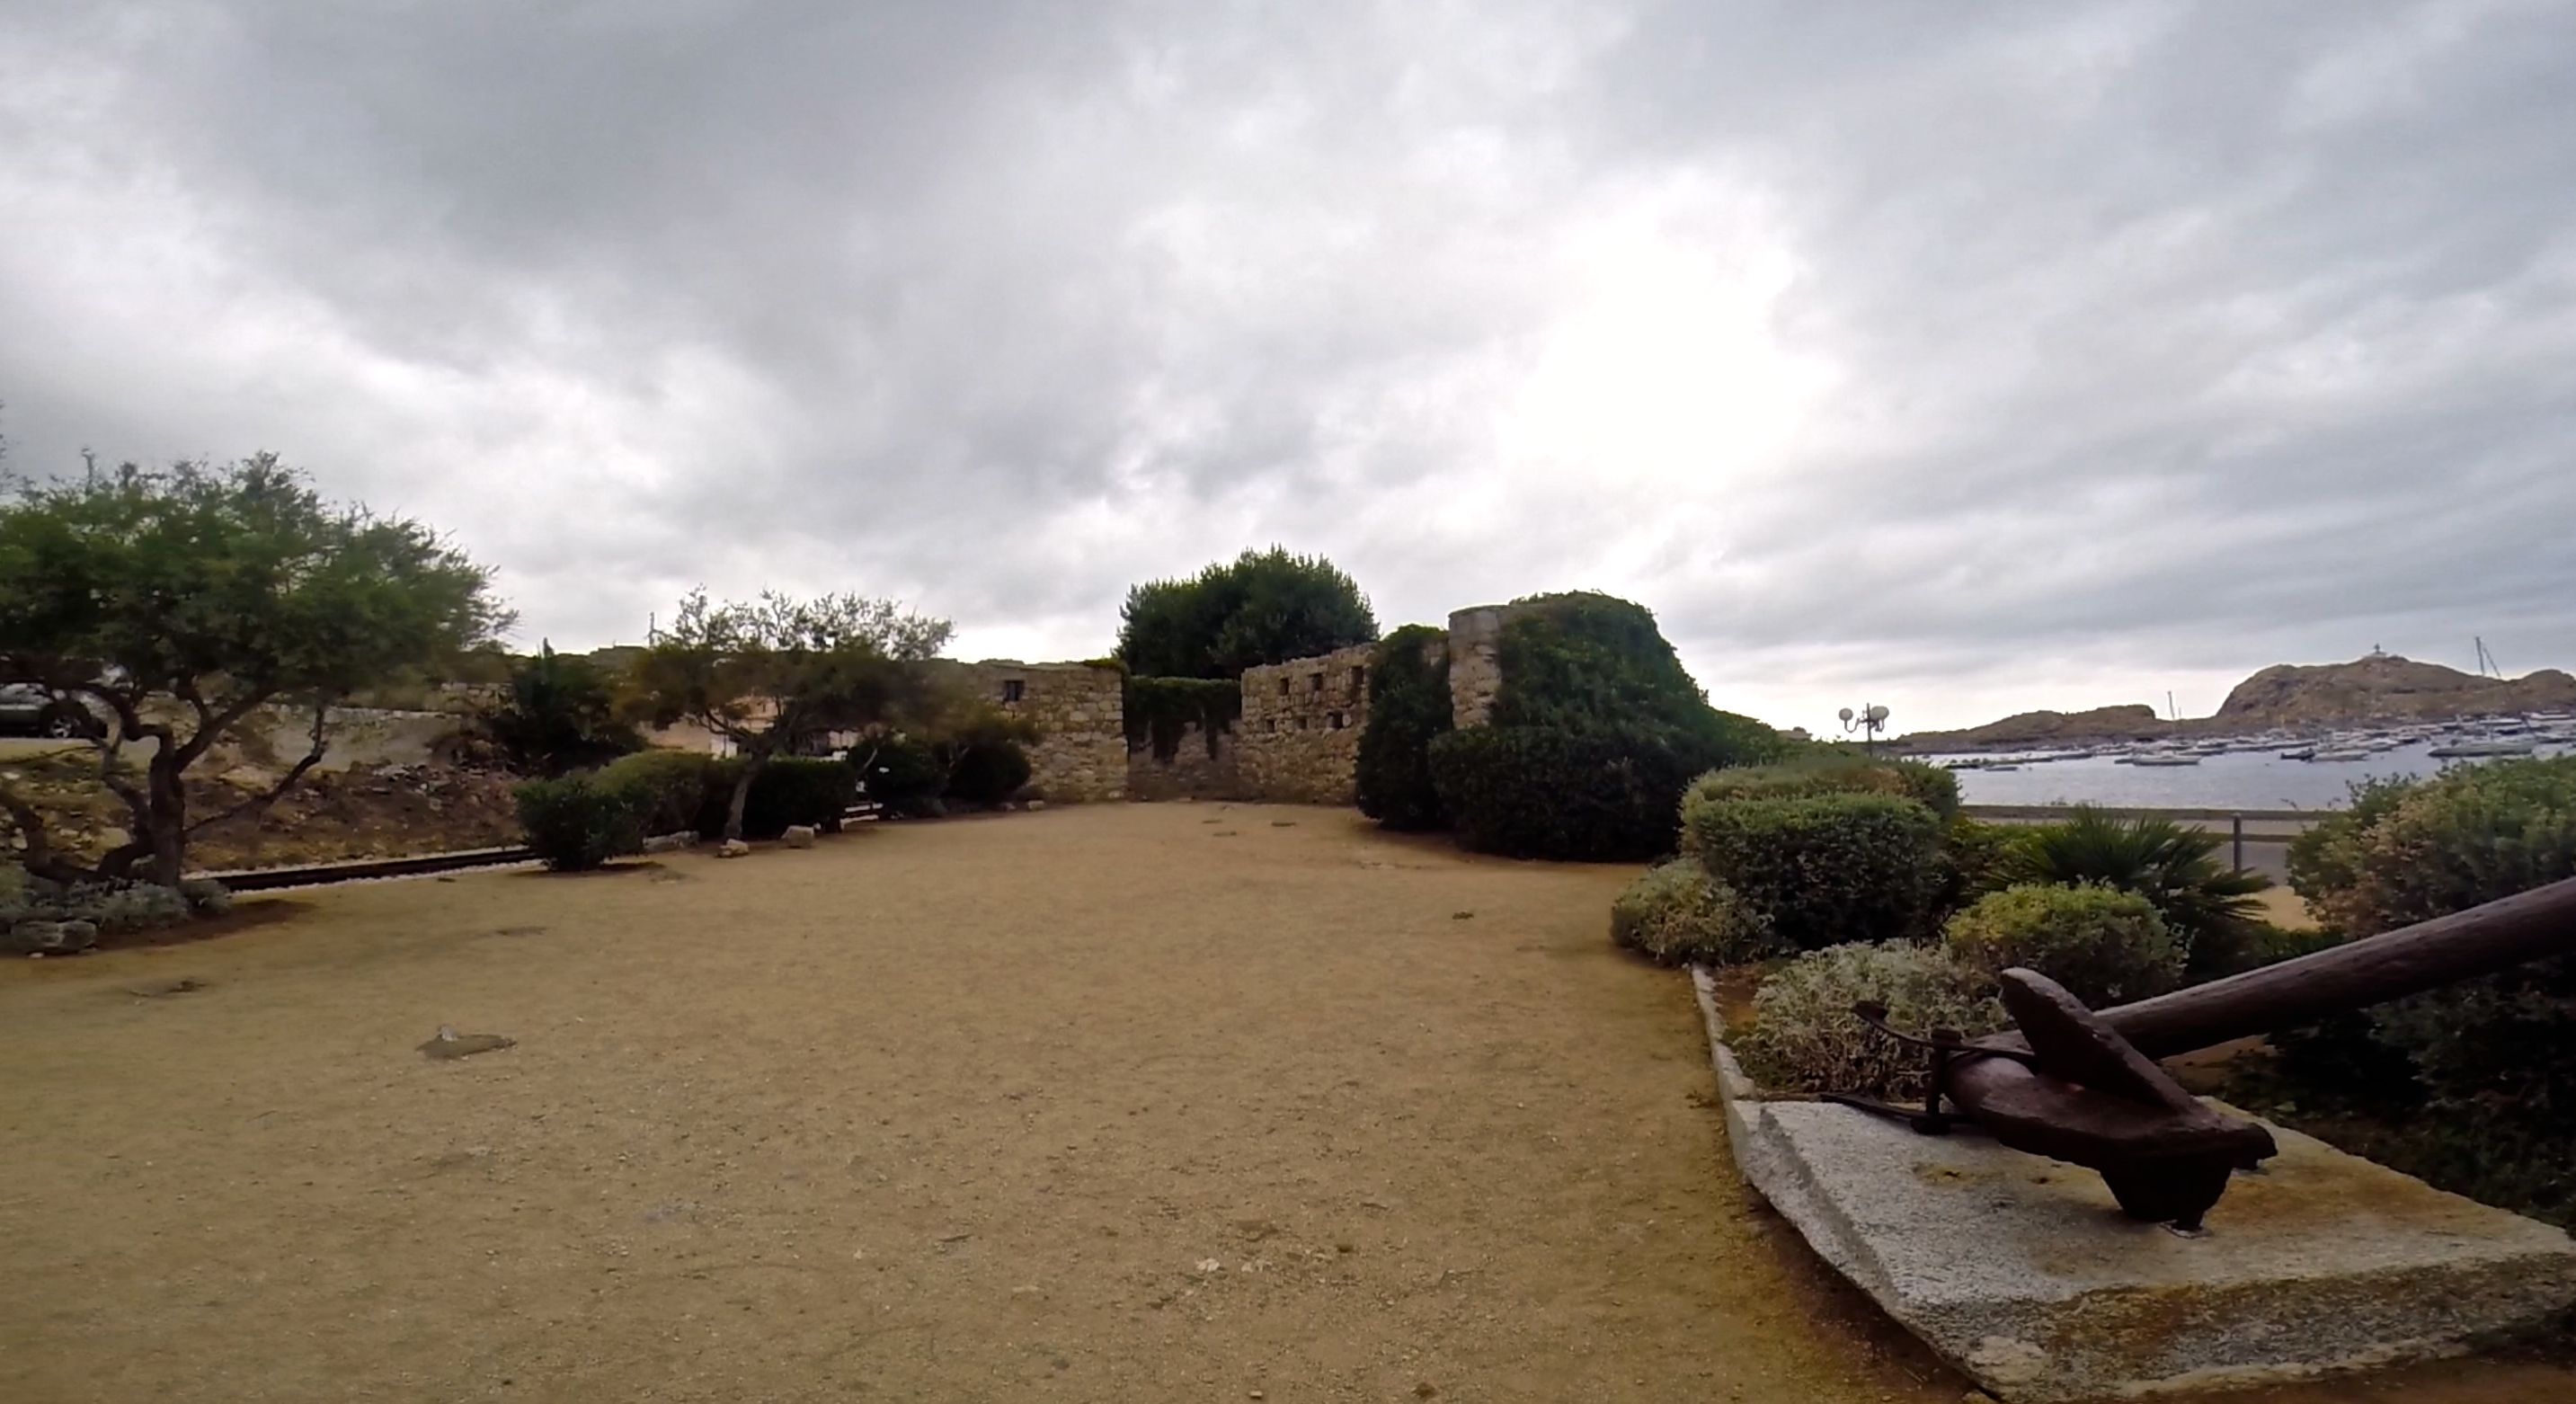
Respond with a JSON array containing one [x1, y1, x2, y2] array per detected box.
[[0, 804, 2562, 1402]]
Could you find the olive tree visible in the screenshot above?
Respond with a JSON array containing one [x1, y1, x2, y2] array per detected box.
[[627, 590, 952, 840], [0, 455, 506, 886]]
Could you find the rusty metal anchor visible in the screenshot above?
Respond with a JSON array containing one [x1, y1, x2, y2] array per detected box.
[[1829, 875, 2576, 1231]]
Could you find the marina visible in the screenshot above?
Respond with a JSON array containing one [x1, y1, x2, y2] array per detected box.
[[1920, 715, 2576, 810]]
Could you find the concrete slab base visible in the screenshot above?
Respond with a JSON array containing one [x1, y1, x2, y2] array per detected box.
[[1692, 968, 2576, 1402]]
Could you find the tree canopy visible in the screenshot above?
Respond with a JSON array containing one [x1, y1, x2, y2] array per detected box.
[[0, 454, 505, 884], [1115, 547, 1375, 679], [626, 589, 953, 839], [479, 642, 644, 777]]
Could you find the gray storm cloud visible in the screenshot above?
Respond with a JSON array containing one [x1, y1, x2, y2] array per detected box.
[[3, 0, 2571, 731]]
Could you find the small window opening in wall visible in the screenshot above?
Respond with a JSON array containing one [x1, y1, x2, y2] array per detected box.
[[1278, 677, 1291, 696], [1000, 679, 1025, 704], [1309, 672, 1325, 693], [1351, 664, 1367, 698], [1264, 717, 1278, 733], [1327, 711, 1344, 730], [1295, 715, 1309, 731]]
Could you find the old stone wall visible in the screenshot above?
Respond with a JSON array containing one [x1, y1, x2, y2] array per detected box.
[[933, 660, 1126, 803], [1445, 604, 1510, 729], [1239, 643, 1376, 804], [1124, 722, 1244, 801]]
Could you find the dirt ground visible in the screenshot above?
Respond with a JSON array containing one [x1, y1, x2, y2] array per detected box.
[[1, 804, 2564, 1403]]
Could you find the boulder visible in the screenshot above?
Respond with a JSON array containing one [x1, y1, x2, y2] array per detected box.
[[781, 825, 818, 849], [715, 839, 752, 859], [640, 832, 697, 855], [1025, 799, 1047, 812]]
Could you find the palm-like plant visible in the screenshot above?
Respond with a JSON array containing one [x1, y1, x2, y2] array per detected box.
[[2009, 807, 2271, 979]]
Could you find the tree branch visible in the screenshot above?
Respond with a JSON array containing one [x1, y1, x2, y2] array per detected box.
[[0, 776, 67, 880], [186, 699, 329, 835]]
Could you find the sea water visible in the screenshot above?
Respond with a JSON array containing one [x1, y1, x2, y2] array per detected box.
[[1930, 739, 2575, 812]]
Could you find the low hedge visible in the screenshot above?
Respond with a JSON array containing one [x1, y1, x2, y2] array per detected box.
[[1683, 791, 1943, 949], [1610, 858, 1781, 966], [1683, 758, 1959, 821], [1428, 725, 1699, 861], [591, 750, 856, 840], [1941, 883, 2184, 1006], [1355, 625, 1452, 831], [515, 774, 644, 871]]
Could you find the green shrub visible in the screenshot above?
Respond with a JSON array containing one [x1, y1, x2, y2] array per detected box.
[[514, 775, 644, 870], [177, 877, 233, 918], [1941, 883, 2183, 1006], [852, 733, 946, 813], [2288, 760, 2576, 937], [942, 741, 1032, 806], [596, 750, 720, 836], [1610, 858, 1782, 966], [765, 757, 859, 832], [1683, 792, 1943, 950], [1355, 625, 1452, 831], [696, 757, 860, 838], [2008, 806, 2268, 978], [1930, 815, 2021, 924], [1733, 941, 2006, 1100], [477, 642, 644, 776], [1123, 675, 1240, 760], [2268, 757, 2576, 1225], [2, 873, 194, 933], [1683, 758, 1959, 821], [1429, 725, 1700, 861]]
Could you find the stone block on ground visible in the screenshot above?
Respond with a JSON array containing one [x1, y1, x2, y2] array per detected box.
[[780, 825, 817, 849], [715, 839, 751, 859], [1692, 973, 2576, 1401], [640, 831, 696, 855]]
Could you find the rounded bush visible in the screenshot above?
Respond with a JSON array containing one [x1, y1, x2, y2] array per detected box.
[[1941, 883, 2183, 1006], [1610, 858, 1781, 966], [1732, 941, 2006, 1101], [1683, 792, 1943, 950], [1428, 725, 1699, 861], [514, 775, 643, 871], [1355, 625, 1452, 831]]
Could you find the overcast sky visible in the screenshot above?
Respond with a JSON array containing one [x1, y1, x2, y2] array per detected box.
[[4, 2, 2572, 733]]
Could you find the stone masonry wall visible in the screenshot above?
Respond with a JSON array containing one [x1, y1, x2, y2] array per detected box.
[[1239, 643, 1376, 804], [934, 660, 1126, 803], [1124, 722, 1244, 801], [1445, 604, 1510, 729]]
